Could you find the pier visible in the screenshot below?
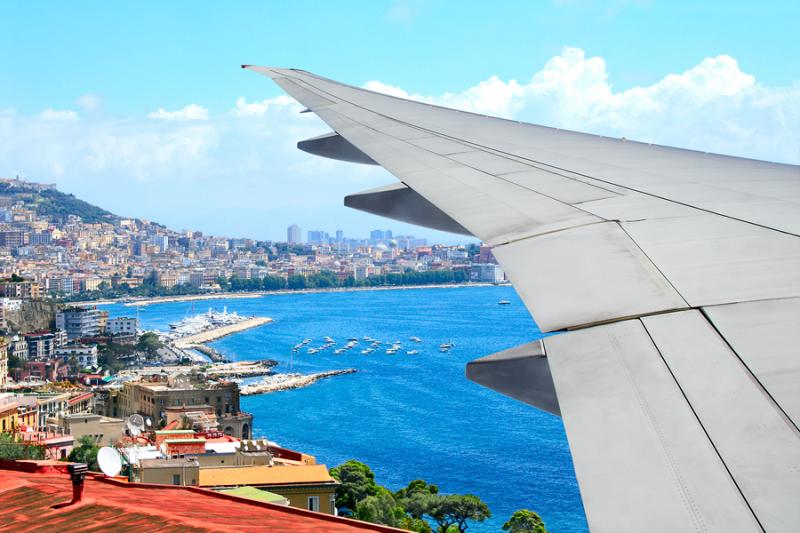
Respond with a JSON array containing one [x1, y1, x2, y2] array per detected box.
[[173, 316, 272, 347], [240, 369, 358, 395]]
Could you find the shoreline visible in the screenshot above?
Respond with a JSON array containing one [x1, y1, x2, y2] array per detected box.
[[79, 282, 505, 307]]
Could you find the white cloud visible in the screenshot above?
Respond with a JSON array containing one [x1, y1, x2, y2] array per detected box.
[[233, 95, 296, 117], [76, 94, 102, 113], [147, 104, 208, 120], [37, 108, 79, 121]]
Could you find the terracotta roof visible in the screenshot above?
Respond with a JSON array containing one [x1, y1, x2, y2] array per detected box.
[[199, 465, 337, 488], [0, 461, 402, 532]]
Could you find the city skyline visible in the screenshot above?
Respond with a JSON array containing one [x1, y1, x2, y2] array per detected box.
[[2, 2, 798, 242]]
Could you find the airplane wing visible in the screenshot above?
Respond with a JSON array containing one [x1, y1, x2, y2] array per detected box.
[[245, 66, 800, 532]]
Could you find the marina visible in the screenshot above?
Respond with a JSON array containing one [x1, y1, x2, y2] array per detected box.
[[240, 369, 358, 395]]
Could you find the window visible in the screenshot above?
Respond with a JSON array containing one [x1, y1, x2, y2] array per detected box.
[[308, 496, 320, 512], [172, 474, 181, 486]]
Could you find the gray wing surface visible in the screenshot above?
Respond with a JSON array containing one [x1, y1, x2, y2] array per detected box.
[[246, 66, 800, 532]]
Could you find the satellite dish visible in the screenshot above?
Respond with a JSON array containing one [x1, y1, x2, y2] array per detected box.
[[126, 414, 145, 436], [97, 447, 122, 477]]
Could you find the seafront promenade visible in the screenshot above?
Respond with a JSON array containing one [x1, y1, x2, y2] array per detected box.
[[173, 316, 272, 347], [111, 282, 501, 308]]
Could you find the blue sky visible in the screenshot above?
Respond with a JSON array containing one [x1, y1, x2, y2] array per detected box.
[[1, 1, 798, 241]]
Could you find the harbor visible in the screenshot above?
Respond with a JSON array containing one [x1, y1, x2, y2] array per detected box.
[[163, 309, 272, 347], [240, 369, 358, 396]]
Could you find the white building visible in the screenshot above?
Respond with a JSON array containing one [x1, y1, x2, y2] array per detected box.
[[56, 344, 98, 369], [469, 263, 505, 283], [107, 316, 138, 337]]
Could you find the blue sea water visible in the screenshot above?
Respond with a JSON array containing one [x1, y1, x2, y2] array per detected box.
[[102, 286, 587, 532]]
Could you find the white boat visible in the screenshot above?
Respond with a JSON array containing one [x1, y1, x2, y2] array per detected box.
[[307, 348, 319, 354], [409, 336, 422, 343], [324, 336, 335, 343], [334, 348, 345, 355], [498, 300, 511, 305], [386, 349, 398, 354], [361, 348, 373, 355], [406, 350, 419, 355]]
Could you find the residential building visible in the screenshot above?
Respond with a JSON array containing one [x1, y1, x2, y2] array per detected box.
[[469, 263, 505, 283], [139, 457, 201, 486], [56, 343, 99, 369], [107, 316, 138, 337], [0, 341, 6, 388], [24, 330, 67, 359], [54, 413, 126, 445], [0, 394, 18, 432], [0, 280, 42, 299], [56, 306, 104, 339], [118, 376, 253, 439], [198, 464, 339, 515]]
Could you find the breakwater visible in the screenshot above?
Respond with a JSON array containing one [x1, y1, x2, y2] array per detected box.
[[173, 316, 272, 346], [240, 369, 357, 396]]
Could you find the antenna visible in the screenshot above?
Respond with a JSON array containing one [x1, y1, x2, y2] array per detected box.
[[126, 414, 145, 437], [97, 447, 123, 477]]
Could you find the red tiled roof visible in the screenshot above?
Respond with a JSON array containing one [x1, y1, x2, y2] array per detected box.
[[0, 461, 405, 532]]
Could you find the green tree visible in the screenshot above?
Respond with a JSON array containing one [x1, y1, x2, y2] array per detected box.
[[136, 332, 163, 356], [0, 433, 45, 460], [354, 487, 406, 528], [428, 494, 491, 533], [502, 509, 548, 533], [66, 435, 100, 471], [330, 460, 379, 512]]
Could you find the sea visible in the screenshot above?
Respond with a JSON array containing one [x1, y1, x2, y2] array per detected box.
[[102, 285, 588, 532]]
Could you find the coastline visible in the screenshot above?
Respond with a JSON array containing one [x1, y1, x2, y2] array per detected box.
[[79, 282, 504, 307]]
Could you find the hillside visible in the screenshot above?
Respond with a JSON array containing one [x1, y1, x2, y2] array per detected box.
[[0, 181, 115, 224]]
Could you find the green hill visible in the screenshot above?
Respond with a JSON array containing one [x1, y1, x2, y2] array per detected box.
[[0, 182, 115, 224]]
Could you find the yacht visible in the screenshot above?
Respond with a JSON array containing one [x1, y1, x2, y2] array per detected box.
[[361, 348, 374, 355], [409, 336, 422, 343], [498, 300, 511, 305], [406, 350, 419, 355], [307, 348, 319, 354]]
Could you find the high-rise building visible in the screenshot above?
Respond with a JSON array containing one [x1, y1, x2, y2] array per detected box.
[[335, 229, 344, 242], [369, 230, 385, 243], [287, 224, 302, 244], [307, 230, 325, 244]]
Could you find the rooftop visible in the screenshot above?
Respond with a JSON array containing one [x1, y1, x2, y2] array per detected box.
[[199, 464, 337, 488], [0, 461, 402, 532]]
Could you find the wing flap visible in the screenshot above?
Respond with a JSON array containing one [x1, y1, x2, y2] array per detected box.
[[641, 310, 800, 533], [703, 298, 800, 429], [544, 319, 761, 533], [465, 341, 559, 416]]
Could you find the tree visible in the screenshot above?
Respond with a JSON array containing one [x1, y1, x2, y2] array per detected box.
[[330, 460, 379, 512], [502, 509, 548, 533], [354, 488, 406, 528], [428, 494, 490, 533], [0, 433, 45, 460], [136, 332, 163, 356], [67, 435, 100, 471]]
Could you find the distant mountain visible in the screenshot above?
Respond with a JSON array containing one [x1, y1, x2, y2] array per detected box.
[[0, 180, 116, 224]]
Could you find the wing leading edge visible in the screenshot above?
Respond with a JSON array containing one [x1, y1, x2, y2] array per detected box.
[[246, 66, 800, 532]]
